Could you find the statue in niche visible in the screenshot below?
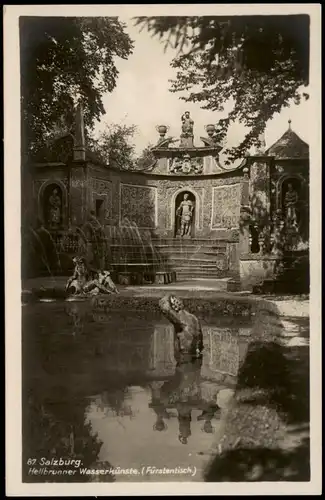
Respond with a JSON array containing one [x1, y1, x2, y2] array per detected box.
[[176, 193, 194, 237], [47, 187, 62, 229], [284, 182, 299, 226], [180, 112, 194, 147]]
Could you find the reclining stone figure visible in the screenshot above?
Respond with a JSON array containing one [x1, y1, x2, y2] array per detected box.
[[65, 257, 90, 294], [65, 257, 118, 296], [82, 270, 119, 296]]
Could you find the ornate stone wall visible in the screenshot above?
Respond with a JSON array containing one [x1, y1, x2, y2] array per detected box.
[[211, 183, 242, 229], [90, 177, 113, 222], [120, 183, 157, 229], [153, 175, 243, 239], [28, 161, 245, 241]]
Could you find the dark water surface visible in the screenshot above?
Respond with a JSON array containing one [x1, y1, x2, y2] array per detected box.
[[22, 298, 255, 483], [22, 298, 309, 482]]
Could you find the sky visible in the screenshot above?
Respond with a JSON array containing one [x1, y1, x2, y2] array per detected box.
[[94, 18, 311, 157]]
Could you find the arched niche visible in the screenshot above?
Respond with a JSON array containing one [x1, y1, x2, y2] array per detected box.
[[173, 190, 197, 238], [276, 174, 307, 223], [276, 174, 306, 211], [38, 180, 67, 230], [276, 174, 309, 241]]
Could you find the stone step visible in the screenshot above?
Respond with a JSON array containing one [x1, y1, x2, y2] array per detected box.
[[157, 247, 227, 255], [173, 271, 225, 277], [175, 268, 228, 274], [168, 257, 224, 264], [110, 244, 227, 251], [110, 253, 227, 262], [174, 277, 233, 290], [169, 262, 226, 270], [155, 248, 227, 256], [151, 238, 235, 244], [153, 243, 228, 250], [175, 272, 230, 281]]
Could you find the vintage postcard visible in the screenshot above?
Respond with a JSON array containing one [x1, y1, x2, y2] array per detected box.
[[4, 3, 321, 496]]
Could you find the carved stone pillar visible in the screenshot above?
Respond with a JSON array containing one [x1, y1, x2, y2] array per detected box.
[[238, 167, 251, 256]]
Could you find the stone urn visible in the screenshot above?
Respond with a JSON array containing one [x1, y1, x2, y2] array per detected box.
[[156, 125, 168, 138], [205, 124, 216, 137]]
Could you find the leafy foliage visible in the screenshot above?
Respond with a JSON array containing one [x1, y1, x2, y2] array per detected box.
[[134, 15, 310, 162], [20, 17, 134, 158], [88, 124, 137, 170], [88, 125, 155, 171], [135, 143, 157, 170]]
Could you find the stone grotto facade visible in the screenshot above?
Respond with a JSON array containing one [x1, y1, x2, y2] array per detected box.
[[22, 105, 309, 290]]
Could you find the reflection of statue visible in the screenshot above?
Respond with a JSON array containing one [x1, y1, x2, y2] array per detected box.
[[176, 193, 194, 237], [284, 183, 299, 225], [150, 382, 169, 432], [149, 295, 220, 443], [48, 188, 61, 228], [177, 405, 192, 444]]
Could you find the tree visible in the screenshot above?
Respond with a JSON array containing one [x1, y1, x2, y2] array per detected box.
[[134, 15, 309, 162], [88, 123, 137, 170], [20, 17, 134, 158], [135, 143, 157, 170], [88, 125, 156, 171]]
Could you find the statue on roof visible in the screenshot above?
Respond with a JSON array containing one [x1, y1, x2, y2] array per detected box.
[[180, 112, 194, 148]]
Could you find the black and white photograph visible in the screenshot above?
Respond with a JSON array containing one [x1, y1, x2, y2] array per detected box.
[[4, 4, 321, 496]]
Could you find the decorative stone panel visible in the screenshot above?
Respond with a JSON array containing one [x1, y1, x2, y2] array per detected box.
[[211, 184, 242, 229], [120, 184, 157, 228]]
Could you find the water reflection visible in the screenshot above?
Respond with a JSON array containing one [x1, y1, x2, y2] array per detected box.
[[22, 300, 253, 482]]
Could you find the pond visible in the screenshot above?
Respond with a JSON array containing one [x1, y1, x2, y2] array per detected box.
[[21, 298, 308, 483]]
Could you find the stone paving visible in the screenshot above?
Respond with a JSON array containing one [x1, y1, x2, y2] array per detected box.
[[22, 276, 309, 318]]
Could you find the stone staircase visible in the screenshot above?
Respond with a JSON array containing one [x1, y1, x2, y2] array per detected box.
[[152, 238, 236, 282]]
